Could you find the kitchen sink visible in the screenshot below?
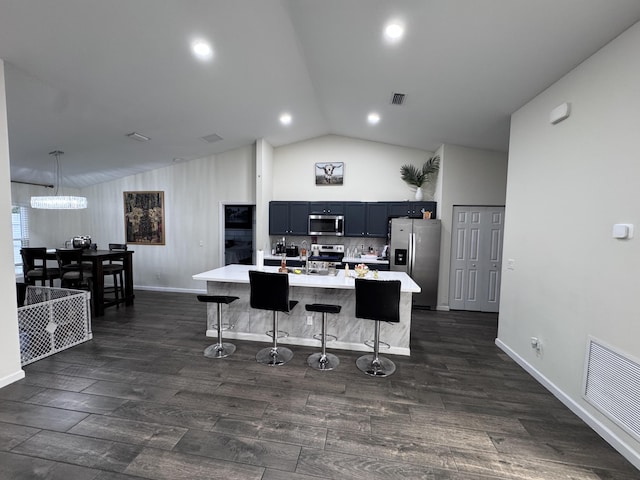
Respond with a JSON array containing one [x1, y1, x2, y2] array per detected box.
[[287, 267, 337, 276]]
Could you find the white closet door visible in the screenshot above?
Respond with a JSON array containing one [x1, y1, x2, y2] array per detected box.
[[449, 206, 504, 312]]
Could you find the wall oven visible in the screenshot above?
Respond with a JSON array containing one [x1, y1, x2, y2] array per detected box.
[[308, 215, 344, 236]]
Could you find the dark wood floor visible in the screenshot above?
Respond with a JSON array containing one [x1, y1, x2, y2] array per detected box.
[[2, 290, 638, 480]]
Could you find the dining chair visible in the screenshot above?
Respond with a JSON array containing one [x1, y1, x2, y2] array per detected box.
[[102, 243, 127, 306], [20, 247, 59, 287], [56, 248, 93, 290]]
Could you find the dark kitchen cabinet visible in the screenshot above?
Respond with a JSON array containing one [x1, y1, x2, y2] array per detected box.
[[308, 202, 344, 214], [344, 202, 389, 237], [344, 202, 366, 236], [387, 201, 437, 219], [365, 203, 389, 237], [269, 201, 309, 235]]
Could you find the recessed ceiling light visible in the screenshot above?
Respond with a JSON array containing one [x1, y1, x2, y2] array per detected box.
[[384, 22, 404, 41], [191, 39, 213, 61], [367, 112, 381, 125], [280, 113, 292, 125]]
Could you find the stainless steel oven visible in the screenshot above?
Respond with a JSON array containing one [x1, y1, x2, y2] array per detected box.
[[308, 215, 344, 236]]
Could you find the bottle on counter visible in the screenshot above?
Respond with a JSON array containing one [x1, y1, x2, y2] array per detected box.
[[344, 263, 349, 278], [279, 253, 287, 273]]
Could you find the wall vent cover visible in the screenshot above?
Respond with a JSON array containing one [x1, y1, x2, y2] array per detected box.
[[391, 93, 406, 105], [201, 133, 223, 143], [583, 337, 640, 442]]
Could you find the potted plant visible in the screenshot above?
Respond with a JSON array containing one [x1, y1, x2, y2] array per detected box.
[[400, 155, 440, 200]]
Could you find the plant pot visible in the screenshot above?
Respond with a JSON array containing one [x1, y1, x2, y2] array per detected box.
[[415, 186, 424, 201]]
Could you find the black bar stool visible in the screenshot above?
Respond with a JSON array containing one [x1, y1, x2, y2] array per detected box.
[[197, 295, 239, 358], [355, 278, 401, 377], [249, 270, 298, 366], [305, 303, 341, 371]]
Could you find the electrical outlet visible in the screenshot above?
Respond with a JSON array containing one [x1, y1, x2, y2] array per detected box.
[[306, 315, 313, 326]]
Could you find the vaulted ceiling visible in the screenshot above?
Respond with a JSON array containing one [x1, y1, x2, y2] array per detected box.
[[2, 1, 640, 188]]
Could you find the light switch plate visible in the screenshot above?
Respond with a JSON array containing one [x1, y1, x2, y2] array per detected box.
[[612, 223, 634, 239]]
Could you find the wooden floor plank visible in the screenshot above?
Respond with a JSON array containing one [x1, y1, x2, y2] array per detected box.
[[124, 447, 264, 480], [11, 430, 142, 473], [68, 414, 188, 450], [174, 428, 302, 471]]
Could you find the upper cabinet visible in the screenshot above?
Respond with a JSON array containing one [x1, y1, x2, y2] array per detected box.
[[344, 202, 387, 237], [269, 200, 437, 238], [344, 202, 366, 236], [269, 201, 309, 235], [387, 201, 437, 219], [308, 202, 345, 214], [365, 203, 389, 237]]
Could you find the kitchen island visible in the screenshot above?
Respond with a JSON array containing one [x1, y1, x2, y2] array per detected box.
[[192, 264, 420, 355]]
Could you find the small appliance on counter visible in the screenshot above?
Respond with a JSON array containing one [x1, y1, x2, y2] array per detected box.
[[286, 243, 299, 257], [308, 243, 344, 266], [71, 235, 92, 249]]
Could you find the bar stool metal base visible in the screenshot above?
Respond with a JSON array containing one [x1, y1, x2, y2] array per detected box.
[[307, 352, 340, 371], [356, 354, 396, 377], [256, 346, 293, 366], [204, 342, 236, 359]]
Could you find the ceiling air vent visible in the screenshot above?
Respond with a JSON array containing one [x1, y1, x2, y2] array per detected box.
[[391, 93, 406, 105], [200, 133, 223, 143]]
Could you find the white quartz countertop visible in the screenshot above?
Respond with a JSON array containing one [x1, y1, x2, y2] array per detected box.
[[193, 264, 420, 292]]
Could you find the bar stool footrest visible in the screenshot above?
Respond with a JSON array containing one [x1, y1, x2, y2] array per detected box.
[[364, 339, 390, 350], [312, 333, 337, 342], [266, 330, 289, 339]]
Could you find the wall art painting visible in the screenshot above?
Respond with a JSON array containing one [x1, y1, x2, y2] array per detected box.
[[123, 191, 165, 245], [315, 162, 344, 185]]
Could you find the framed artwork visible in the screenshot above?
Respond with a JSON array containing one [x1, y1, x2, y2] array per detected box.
[[123, 191, 165, 245], [315, 162, 344, 185]]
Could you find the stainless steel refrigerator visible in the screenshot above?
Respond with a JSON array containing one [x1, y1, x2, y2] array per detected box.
[[390, 218, 441, 308]]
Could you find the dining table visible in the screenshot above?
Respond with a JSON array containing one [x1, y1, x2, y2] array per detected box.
[[47, 248, 135, 317]]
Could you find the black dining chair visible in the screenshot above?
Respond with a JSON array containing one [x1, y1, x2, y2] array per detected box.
[[249, 270, 298, 366], [56, 248, 93, 290], [102, 243, 127, 306], [20, 247, 59, 287], [355, 278, 401, 377]]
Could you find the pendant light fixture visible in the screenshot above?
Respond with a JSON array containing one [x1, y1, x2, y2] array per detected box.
[[30, 150, 87, 209]]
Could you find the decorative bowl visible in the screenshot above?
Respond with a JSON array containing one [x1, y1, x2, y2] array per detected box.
[[354, 264, 369, 277]]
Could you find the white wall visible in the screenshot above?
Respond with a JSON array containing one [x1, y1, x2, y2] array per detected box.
[[255, 139, 274, 253], [0, 59, 24, 387], [81, 144, 255, 292], [498, 22, 640, 467], [438, 144, 508, 309], [273, 135, 434, 201]]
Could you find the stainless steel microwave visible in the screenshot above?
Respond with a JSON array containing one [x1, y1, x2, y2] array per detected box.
[[308, 214, 344, 236]]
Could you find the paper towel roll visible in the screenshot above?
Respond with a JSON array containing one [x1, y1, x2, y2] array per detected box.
[[256, 249, 264, 269]]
